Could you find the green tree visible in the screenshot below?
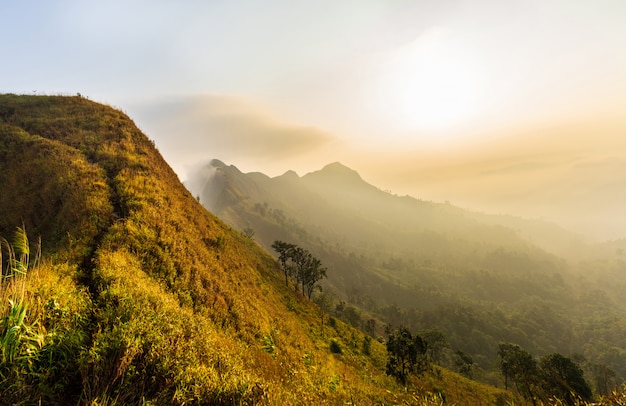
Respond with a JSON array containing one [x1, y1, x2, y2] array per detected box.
[[538, 353, 592, 404], [421, 329, 448, 364], [454, 349, 473, 379], [498, 343, 539, 402], [342, 305, 362, 328], [271, 240, 296, 286], [290, 246, 312, 295], [301, 255, 327, 299], [365, 318, 377, 336], [313, 292, 333, 336], [385, 326, 428, 384], [271, 241, 327, 298], [590, 362, 617, 397]]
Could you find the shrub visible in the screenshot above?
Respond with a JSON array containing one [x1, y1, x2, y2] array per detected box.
[[329, 339, 342, 354]]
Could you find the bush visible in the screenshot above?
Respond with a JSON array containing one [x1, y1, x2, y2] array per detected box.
[[329, 339, 342, 354]]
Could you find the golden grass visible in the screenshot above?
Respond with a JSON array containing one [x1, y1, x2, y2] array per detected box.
[[0, 94, 525, 404]]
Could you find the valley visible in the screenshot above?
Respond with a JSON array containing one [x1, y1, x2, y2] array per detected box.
[[189, 158, 626, 393], [0, 94, 624, 404]]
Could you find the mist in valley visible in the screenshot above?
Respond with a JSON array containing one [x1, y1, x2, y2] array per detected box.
[[176, 153, 626, 387], [3, 0, 626, 400]]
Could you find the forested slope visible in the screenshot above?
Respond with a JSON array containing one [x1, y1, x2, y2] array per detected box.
[[0, 94, 516, 404], [190, 159, 626, 391]]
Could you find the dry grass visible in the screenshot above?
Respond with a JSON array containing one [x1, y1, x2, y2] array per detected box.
[[0, 94, 522, 404]]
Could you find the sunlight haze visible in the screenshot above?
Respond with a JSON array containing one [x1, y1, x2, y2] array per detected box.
[[2, 0, 626, 239]]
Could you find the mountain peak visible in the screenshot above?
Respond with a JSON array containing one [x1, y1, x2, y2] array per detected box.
[[309, 162, 362, 181], [322, 161, 355, 172], [301, 162, 376, 195], [280, 169, 300, 179], [273, 169, 301, 186], [210, 158, 226, 168]]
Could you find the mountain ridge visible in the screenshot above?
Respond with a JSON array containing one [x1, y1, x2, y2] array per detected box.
[[0, 94, 514, 404], [188, 158, 626, 388], [193, 159, 586, 258], [304, 161, 364, 181]]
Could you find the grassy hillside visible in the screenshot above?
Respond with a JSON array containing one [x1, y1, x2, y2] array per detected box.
[[0, 94, 517, 404], [189, 159, 626, 391]]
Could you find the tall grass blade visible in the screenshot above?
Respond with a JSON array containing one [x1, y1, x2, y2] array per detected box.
[[13, 227, 29, 257], [12, 226, 29, 276], [1, 299, 29, 364], [0, 237, 16, 279]]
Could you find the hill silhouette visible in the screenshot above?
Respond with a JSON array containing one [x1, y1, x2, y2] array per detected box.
[[189, 158, 626, 389], [0, 95, 513, 404]]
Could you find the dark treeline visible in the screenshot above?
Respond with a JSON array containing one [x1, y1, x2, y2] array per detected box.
[[383, 324, 595, 405], [498, 343, 593, 404]]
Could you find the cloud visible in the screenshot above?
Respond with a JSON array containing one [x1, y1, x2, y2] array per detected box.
[[128, 93, 626, 240], [180, 95, 333, 156], [128, 94, 335, 178], [364, 119, 626, 240]]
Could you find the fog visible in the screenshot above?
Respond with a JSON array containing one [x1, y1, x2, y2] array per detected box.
[[130, 95, 626, 242], [3, 0, 625, 241], [130, 94, 342, 180]]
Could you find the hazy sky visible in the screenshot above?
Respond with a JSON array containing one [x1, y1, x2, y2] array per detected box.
[[2, 1, 626, 239]]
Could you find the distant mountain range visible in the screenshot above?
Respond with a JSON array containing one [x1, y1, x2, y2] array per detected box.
[[189, 159, 626, 381], [191, 159, 596, 262], [132, 94, 626, 242]]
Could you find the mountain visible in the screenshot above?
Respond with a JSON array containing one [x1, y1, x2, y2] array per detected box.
[[198, 160, 586, 257], [0, 95, 516, 404], [189, 159, 626, 388]]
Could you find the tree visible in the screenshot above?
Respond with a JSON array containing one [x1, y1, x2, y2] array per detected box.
[[290, 246, 312, 295], [590, 362, 617, 397], [365, 318, 377, 336], [454, 349, 474, 379], [342, 305, 362, 328], [498, 343, 539, 402], [539, 353, 592, 404], [293, 250, 326, 299], [420, 329, 448, 364], [271, 241, 327, 298], [271, 240, 296, 286], [385, 326, 428, 384], [313, 292, 333, 336], [498, 344, 592, 405]]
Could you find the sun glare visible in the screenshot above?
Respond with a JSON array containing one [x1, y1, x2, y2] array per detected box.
[[374, 28, 484, 133]]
